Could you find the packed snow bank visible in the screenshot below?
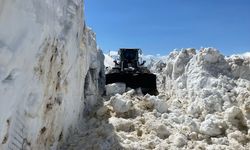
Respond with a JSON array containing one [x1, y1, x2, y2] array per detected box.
[[0, 0, 104, 149]]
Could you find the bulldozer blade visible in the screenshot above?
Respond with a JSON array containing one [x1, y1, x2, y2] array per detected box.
[[106, 73, 158, 95]]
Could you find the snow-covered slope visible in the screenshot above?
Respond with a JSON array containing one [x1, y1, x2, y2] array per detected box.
[[0, 0, 104, 149]]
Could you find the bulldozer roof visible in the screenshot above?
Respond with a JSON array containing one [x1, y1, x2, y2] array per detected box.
[[119, 48, 140, 50]]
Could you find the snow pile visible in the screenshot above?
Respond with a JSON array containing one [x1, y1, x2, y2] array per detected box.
[[227, 55, 250, 81], [2, 0, 249, 149], [103, 47, 250, 148], [110, 94, 133, 113], [103, 48, 250, 149], [0, 0, 104, 149], [242, 52, 250, 58], [150, 48, 250, 149], [105, 83, 126, 96], [231, 52, 250, 59], [141, 54, 165, 70], [58, 48, 250, 149], [104, 54, 115, 68]]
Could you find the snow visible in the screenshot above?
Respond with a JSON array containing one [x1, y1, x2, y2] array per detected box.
[[43, 47, 250, 149], [143, 94, 168, 113], [200, 114, 226, 136], [1, 0, 250, 149], [242, 52, 250, 58], [88, 48, 250, 149], [110, 94, 133, 113], [231, 52, 250, 58], [104, 54, 115, 68], [170, 133, 187, 147], [105, 83, 126, 96], [0, 0, 104, 149]]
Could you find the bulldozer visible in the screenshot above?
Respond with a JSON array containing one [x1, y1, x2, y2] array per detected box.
[[105, 48, 158, 95]]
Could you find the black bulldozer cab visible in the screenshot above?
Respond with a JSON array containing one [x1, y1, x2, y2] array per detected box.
[[106, 48, 158, 95], [118, 48, 140, 69]]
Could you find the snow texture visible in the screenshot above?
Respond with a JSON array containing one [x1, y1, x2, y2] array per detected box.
[[104, 54, 115, 68], [1, 0, 250, 149], [105, 83, 126, 96], [4, 44, 246, 149], [97, 48, 250, 149], [0, 0, 104, 149]]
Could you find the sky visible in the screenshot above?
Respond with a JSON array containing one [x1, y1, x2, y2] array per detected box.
[[84, 0, 250, 56]]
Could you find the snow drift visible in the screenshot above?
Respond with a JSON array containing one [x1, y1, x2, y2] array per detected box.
[[0, 0, 104, 149]]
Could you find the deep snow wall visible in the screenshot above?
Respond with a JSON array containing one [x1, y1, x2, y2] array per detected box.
[[0, 0, 104, 149]]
